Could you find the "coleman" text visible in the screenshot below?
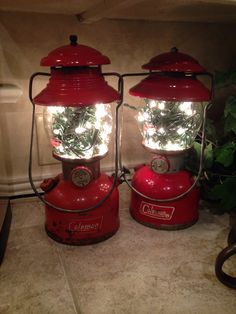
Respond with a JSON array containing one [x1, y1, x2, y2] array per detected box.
[[139, 202, 175, 220]]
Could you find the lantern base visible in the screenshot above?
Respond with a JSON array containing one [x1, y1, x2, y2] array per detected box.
[[42, 172, 120, 245], [130, 165, 199, 230]]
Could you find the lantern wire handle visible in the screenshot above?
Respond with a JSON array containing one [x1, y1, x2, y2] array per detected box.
[[119, 72, 213, 202], [28, 72, 123, 213]]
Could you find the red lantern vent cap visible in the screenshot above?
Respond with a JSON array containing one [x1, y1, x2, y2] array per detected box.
[[129, 74, 211, 102], [40, 35, 110, 67], [142, 47, 206, 73]]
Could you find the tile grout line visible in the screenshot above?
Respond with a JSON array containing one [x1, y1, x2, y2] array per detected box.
[[54, 245, 83, 314]]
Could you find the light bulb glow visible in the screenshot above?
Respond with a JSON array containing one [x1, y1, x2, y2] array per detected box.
[[98, 144, 108, 155], [138, 112, 144, 122], [75, 126, 86, 134], [158, 101, 165, 110], [48, 106, 65, 114], [177, 127, 186, 135], [53, 129, 60, 135], [149, 100, 156, 108], [158, 127, 165, 134]]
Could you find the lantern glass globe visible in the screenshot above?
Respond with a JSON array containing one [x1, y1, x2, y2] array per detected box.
[[136, 99, 206, 152], [43, 103, 113, 160]]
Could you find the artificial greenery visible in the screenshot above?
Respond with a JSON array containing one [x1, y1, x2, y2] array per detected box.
[[139, 100, 202, 150], [52, 106, 99, 157], [186, 69, 236, 214], [47, 105, 112, 159]]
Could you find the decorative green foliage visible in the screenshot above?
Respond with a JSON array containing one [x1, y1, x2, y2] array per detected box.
[[46, 104, 112, 159], [215, 70, 236, 88], [205, 118, 217, 141], [224, 96, 236, 135], [215, 142, 236, 167], [52, 107, 98, 157], [224, 96, 236, 118], [185, 142, 213, 174], [207, 178, 236, 213], [136, 100, 203, 151], [188, 69, 236, 214]]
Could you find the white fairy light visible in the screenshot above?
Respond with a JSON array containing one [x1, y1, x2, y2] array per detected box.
[[98, 144, 108, 155], [82, 150, 93, 159], [75, 126, 86, 134], [95, 120, 101, 129], [147, 128, 155, 136], [158, 127, 165, 134], [85, 121, 92, 129], [147, 138, 157, 149], [165, 141, 181, 151], [177, 127, 185, 135], [179, 101, 192, 112], [158, 101, 166, 110], [103, 122, 112, 134], [143, 112, 150, 120], [149, 100, 156, 108], [53, 129, 60, 135], [95, 103, 107, 119], [58, 146, 65, 153], [137, 112, 144, 122], [48, 106, 65, 114]]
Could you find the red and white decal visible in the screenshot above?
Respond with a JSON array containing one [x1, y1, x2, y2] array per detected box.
[[139, 201, 175, 220], [69, 216, 103, 233]]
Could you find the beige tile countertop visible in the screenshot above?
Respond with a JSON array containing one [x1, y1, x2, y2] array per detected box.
[[0, 184, 236, 314]]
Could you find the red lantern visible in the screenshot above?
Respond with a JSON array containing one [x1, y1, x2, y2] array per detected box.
[[29, 35, 121, 244], [123, 48, 212, 229]]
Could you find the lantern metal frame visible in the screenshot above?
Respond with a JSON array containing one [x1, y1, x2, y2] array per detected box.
[[29, 71, 123, 213]]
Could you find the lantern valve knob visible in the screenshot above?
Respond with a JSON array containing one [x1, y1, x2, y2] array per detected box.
[[70, 35, 78, 46], [171, 47, 178, 53]]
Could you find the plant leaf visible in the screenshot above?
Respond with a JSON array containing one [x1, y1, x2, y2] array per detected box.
[[214, 71, 231, 88], [215, 143, 236, 167], [224, 96, 236, 118], [205, 118, 217, 139], [204, 143, 213, 168], [224, 114, 236, 134], [208, 177, 236, 212], [229, 71, 236, 85], [214, 70, 236, 89]]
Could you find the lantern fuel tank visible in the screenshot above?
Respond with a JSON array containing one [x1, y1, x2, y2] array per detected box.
[[130, 156, 200, 230], [41, 160, 120, 245]]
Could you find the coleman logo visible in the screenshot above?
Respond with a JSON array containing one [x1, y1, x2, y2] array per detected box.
[[139, 201, 175, 220], [69, 216, 103, 233]]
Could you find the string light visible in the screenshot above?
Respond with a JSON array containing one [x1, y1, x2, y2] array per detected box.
[[44, 104, 113, 159], [136, 99, 203, 151]]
